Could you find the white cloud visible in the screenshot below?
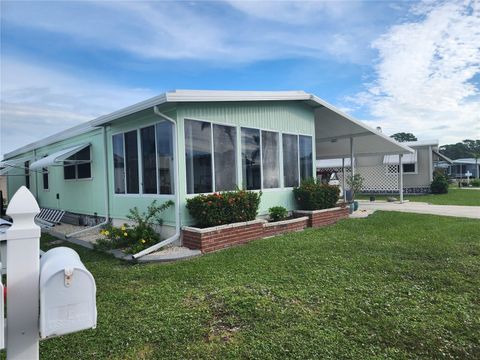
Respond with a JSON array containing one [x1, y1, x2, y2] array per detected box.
[[351, 0, 480, 144], [0, 1, 387, 64], [0, 57, 157, 156]]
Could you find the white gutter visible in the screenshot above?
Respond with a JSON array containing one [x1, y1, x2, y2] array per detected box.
[[132, 106, 181, 259], [66, 126, 110, 238]]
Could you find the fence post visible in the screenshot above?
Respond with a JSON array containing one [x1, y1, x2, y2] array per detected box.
[[6, 186, 40, 360]]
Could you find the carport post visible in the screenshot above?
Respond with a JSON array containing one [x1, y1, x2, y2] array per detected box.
[[350, 137, 355, 176], [342, 158, 346, 202], [399, 154, 404, 203]]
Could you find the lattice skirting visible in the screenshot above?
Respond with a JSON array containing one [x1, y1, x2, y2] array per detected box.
[[319, 166, 431, 195]]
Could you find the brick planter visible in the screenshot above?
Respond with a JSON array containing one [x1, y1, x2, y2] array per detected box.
[[182, 219, 265, 253], [294, 207, 349, 228], [263, 216, 309, 238]]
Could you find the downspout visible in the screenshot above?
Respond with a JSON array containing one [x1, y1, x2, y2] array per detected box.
[[67, 125, 110, 237], [33, 149, 39, 199], [132, 106, 181, 259]]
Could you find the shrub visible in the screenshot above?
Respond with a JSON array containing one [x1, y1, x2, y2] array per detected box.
[[430, 173, 449, 194], [346, 174, 364, 201], [95, 200, 174, 254], [186, 189, 262, 228], [471, 179, 480, 187], [269, 206, 288, 222], [293, 178, 340, 210]]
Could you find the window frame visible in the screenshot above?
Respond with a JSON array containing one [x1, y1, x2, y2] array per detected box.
[[42, 167, 49, 191], [111, 119, 176, 198], [182, 118, 314, 195], [386, 163, 418, 175], [63, 146, 93, 181], [184, 118, 239, 195]]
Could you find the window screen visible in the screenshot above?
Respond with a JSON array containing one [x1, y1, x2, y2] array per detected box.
[[113, 133, 126, 194], [125, 130, 139, 194], [282, 134, 299, 187], [213, 124, 237, 191], [262, 130, 279, 188], [241, 128, 261, 190], [141, 126, 157, 194], [185, 119, 212, 194], [299, 135, 313, 181]]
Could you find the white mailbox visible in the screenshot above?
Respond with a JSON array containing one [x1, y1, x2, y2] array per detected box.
[[39, 247, 97, 339]]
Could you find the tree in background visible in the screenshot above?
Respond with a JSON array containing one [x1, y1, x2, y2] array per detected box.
[[390, 132, 418, 142], [439, 139, 480, 160]]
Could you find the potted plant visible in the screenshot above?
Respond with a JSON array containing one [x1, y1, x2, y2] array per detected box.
[[346, 174, 364, 213]]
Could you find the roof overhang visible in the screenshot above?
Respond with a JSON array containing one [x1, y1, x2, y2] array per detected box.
[[311, 96, 413, 159], [384, 151, 417, 165], [432, 149, 453, 164], [29, 143, 90, 170], [4, 90, 413, 160]]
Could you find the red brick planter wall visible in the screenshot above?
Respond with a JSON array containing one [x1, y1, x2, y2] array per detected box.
[[182, 207, 349, 253], [294, 207, 349, 228], [182, 220, 265, 253], [263, 216, 308, 238]]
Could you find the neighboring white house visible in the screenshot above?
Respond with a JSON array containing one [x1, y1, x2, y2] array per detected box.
[[317, 140, 452, 195]]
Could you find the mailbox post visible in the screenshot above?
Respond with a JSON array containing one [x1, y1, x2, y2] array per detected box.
[[6, 186, 41, 360], [3, 186, 97, 359]]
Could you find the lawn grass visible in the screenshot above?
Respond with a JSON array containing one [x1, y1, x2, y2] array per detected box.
[[357, 188, 480, 206], [26, 212, 480, 359]]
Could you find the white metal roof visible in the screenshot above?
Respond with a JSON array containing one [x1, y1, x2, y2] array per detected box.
[[316, 158, 352, 168], [452, 158, 480, 165], [383, 151, 417, 165], [403, 139, 439, 147], [4, 89, 413, 159], [29, 143, 90, 170]]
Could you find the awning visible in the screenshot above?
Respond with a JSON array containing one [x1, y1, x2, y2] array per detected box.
[[316, 158, 353, 168], [432, 149, 453, 164], [313, 98, 414, 159], [0, 156, 33, 175], [29, 143, 90, 170], [383, 151, 417, 165]]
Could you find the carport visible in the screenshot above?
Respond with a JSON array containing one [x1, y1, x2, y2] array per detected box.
[[307, 96, 414, 202]]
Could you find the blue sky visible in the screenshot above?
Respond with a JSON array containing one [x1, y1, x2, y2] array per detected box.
[[1, 0, 479, 157]]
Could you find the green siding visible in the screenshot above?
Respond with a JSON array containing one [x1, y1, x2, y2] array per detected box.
[[177, 101, 316, 225], [6, 101, 316, 228]]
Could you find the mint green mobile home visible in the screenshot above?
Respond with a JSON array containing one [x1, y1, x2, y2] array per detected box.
[[2, 90, 412, 257]]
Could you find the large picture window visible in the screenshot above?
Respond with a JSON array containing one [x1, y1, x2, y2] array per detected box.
[[241, 128, 261, 190], [63, 146, 92, 180], [282, 134, 299, 187], [114, 121, 175, 195], [262, 130, 279, 188]]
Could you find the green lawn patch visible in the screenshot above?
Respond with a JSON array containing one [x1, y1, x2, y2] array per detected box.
[[28, 212, 480, 359], [358, 188, 480, 206]]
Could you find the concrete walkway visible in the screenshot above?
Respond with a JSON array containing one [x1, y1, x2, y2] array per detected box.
[[358, 200, 480, 219]]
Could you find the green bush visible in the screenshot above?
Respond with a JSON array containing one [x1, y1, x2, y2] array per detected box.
[[186, 189, 262, 228], [470, 179, 480, 187], [95, 200, 174, 254], [430, 173, 449, 194], [268, 206, 288, 222], [293, 178, 340, 210]]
